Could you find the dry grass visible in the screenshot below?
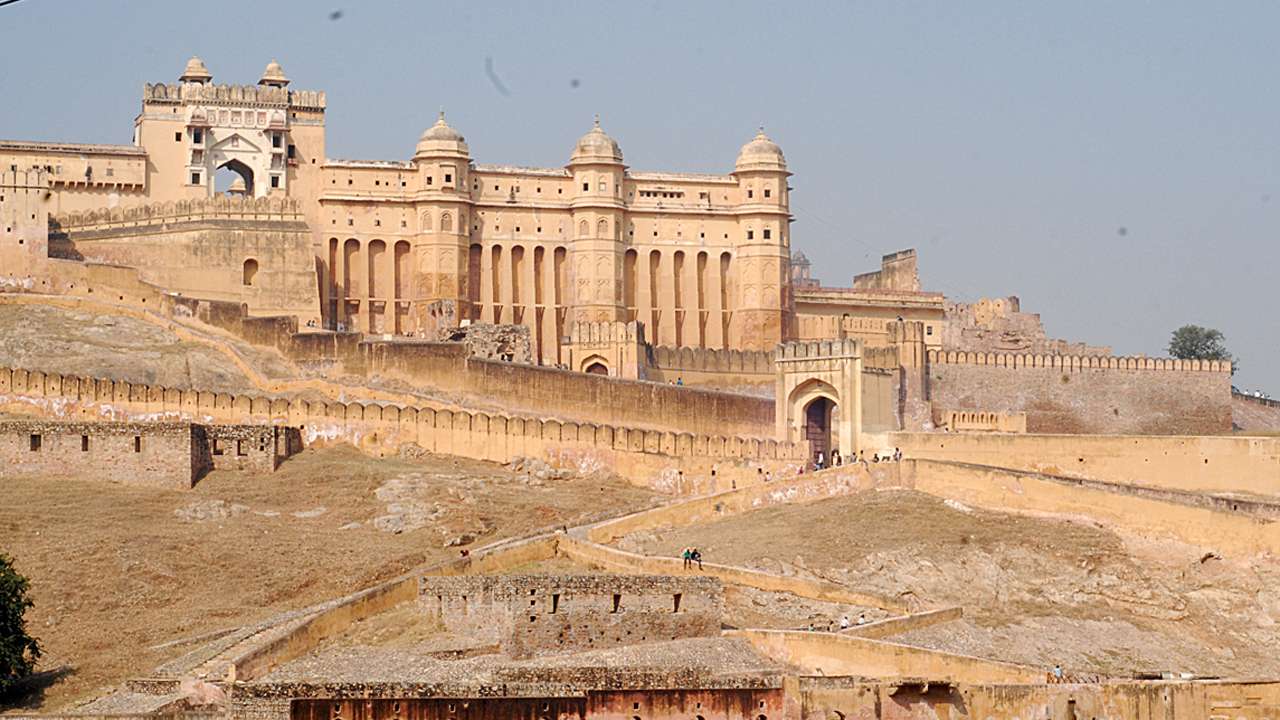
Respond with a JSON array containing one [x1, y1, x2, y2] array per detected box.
[[0, 446, 658, 710]]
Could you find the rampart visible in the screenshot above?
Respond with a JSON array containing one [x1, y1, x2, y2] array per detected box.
[[418, 574, 722, 658], [0, 366, 807, 492], [926, 349, 1233, 434], [48, 197, 320, 321], [143, 82, 326, 110], [646, 345, 775, 388], [891, 432, 1280, 498]]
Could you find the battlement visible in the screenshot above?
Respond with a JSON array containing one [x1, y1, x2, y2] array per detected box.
[[143, 82, 325, 110], [776, 338, 861, 361], [50, 196, 305, 232], [944, 410, 1027, 433], [569, 320, 646, 345], [926, 349, 1231, 374], [651, 345, 773, 375]]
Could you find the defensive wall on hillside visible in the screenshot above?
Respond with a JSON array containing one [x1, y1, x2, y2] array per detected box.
[[48, 197, 320, 321], [925, 349, 1233, 434], [0, 365, 806, 493], [891, 432, 1280, 497]]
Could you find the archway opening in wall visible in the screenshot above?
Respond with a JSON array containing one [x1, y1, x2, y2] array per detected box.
[[215, 159, 254, 196], [242, 258, 259, 286], [803, 396, 836, 464], [585, 362, 609, 376]]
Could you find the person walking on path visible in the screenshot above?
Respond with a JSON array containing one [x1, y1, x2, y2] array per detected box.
[[681, 547, 692, 570], [691, 548, 703, 570]]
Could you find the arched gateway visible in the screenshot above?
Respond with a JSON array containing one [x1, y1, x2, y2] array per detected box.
[[775, 338, 864, 462]]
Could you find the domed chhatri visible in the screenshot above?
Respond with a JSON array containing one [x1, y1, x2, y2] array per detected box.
[[414, 110, 470, 159], [569, 115, 623, 165], [226, 177, 247, 196], [734, 126, 787, 173], [259, 59, 290, 87], [179, 56, 212, 84]]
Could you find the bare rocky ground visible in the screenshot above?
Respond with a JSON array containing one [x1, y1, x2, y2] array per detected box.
[[0, 302, 293, 394], [0, 446, 659, 711], [617, 488, 1280, 679]]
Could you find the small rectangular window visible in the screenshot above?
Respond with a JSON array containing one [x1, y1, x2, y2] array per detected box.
[[174, 132, 182, 142], [133, 436, 142, 453], [551, 593, 560, 614], [444, 173, 452, 183], [272, 134, 282, 148], [611, 593, 621, 613], [236, 440, 247, 456], [764, 188, 771, 198], [763, 229, 771, 239], [747, 189, 754, 198], [673, 593, 682, 613], [81, 435, 89, 451], [105, 167, 114, 177], [747, 230, 754, 240], [926, 326, 934, 336], [212, 439, 223, 456], [29, 434, 40, 451], [583, 182, 589, 191], [193, 129, 203, 144], [190, 172, 201, 185], [427, 176, 433, 185], [270, 175, 280, 188], [287, 144, 296, 159]]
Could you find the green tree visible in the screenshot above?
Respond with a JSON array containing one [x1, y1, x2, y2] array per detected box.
[[0, 554, 40, 697], [1168, 324, 1237, 373]]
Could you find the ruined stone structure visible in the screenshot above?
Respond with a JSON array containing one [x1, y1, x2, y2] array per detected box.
[[0, 419, 293, 488]]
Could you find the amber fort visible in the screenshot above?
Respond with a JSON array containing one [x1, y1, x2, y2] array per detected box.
[[1, 57, 1279, 720]]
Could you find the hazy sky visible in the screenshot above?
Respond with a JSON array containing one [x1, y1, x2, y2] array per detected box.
[[2, 1, 1276, 391]]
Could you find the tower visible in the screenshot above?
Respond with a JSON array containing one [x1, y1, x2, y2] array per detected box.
[[411, 112, 473, 335], [731, 128, 793, 350], [567, 117, 627, 325]]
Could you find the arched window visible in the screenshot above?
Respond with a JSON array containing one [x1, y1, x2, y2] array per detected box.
[[242, 258, 259, 286], [441, 213, 453, 232], [597, 218, 609, 237], [578, 220, 589, 237], [420, 211, 432, 231]]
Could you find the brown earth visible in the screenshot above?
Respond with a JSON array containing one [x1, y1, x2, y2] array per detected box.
[[617, 488, 1280, 679], [0, 446, 659, 711]]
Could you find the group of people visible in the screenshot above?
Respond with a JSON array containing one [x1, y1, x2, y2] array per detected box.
[[680, 547, 704, 570], [811, 447, 903, 471]]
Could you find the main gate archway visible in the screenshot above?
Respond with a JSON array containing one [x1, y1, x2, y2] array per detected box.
[[775, 339, 864, 457]]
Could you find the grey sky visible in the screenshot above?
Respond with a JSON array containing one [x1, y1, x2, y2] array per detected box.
[[2, 1, 1276, 392]]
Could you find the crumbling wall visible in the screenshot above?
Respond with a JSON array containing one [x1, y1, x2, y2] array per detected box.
[[852, 249, 920, 292], [419, 575, 723, 658], [942, 297, 1110, 355], [438, 323, 532, 363], [0, 419, 195, 488]]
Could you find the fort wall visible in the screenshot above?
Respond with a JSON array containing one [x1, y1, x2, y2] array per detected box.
[[0, 420, 196, 489], [0, 365, 806, 493], [726, 629, 1044, 684], [926, 349, 1233, 434], [49, 197, 321, 322], [903, 459, 1280, 557], [891, 432, 1280, 497], [418, 575, 723, 658]]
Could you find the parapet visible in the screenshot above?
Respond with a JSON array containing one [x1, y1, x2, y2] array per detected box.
[[143, 82, 325, 111], [50, 195, 305, 233], [775, 338, 861, 362], [568, 320, 645, 345], [926, 349, 1232, 374]]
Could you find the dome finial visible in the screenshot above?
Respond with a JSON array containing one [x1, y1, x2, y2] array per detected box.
[[593, 113, 601, 128], [438, 107, 446, 123]]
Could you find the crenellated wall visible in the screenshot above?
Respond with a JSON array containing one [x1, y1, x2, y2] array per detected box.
[[48, 196, 321, 322], [0, 365, 806, 492], [926, 349, 1233, 434]]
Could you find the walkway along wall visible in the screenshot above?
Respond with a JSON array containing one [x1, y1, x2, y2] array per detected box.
[[925, 349, 1233, 434], [0, 365, 806, 492]]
